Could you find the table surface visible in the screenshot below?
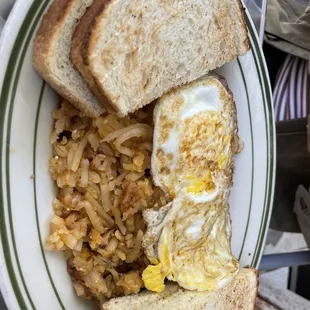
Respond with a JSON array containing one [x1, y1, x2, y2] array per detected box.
[[0, 1, 266, 309]]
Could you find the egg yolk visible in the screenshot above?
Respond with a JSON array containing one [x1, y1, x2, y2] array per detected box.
[[223, 135, 231, 146], [218, 155, 227, 169], [142, 263, 166, 293], [186, 170, 215, 194]]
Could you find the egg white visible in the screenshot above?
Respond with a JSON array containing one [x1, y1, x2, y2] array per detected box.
[[152, 74, 237, 200], [144, 74, 240, 293], [156, 192, 239, 291]]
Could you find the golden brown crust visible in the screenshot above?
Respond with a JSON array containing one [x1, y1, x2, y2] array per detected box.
[[33, 0, 75, 76], [71, 0, 116, 113], [71, 0, 106, 69], [33, 0, 103, 118], [236, 0, 250, 52]]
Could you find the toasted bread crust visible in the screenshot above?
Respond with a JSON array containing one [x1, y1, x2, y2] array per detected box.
[[236, 0, 250, 52], [71, 0, 116, 113], [33, 0, 104, 118], [86, 0, 120, 113], [34, 0, 74, 68]]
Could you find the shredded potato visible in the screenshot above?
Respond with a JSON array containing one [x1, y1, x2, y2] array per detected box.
[[46, 101, 168, 303]]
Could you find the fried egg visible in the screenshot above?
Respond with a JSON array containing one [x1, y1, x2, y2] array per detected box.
[[152, 73, 242, 200], [143, 74, 242, 293], [142, 191, 239, 293]]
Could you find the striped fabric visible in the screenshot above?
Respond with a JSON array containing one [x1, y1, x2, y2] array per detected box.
[[274, 55, 310, 121]]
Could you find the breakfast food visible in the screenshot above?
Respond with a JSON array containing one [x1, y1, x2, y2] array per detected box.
[[47, 101, 169, 304], [142, 75, 241, 293], [71, 0, 249, 116], [102, 268, 258, 310], [33, 0, 104, 118], [33, 0, 249, 118], [70, 0, 116, 114], [142, 194, 239, 293], [152, 74, 242, 199], [45, 73, 255, 309], [33, 0, 256, 308]]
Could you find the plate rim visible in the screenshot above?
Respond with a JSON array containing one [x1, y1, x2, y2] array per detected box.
[[0, 1, 276, 309]]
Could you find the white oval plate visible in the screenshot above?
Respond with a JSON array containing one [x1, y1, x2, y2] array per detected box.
[[0, 1, 275, 309]]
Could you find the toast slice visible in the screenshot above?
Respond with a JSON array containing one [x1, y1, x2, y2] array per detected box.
[[72, 0, 249, 116], [33, 0, 105, 118], [70, 0, 116, 113], [102, 268, 258, 310]]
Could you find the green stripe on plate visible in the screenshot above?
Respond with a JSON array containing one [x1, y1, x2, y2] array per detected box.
[[246, 31, 269, 266], [245, 13, 275, 267], [237, 58, 255, 261], [7, 0, 65, 309], [0, 0, 59, 309], [33, 81, 66, 310], [5, 0, 53, 308], [252, 37, 275, 266], [0, 0, 48, 308]]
